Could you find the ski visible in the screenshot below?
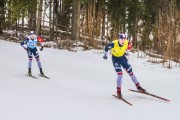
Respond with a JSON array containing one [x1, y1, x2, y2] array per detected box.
[[25, 74, 38, 79], [38, 74, 50, 79], [112, 94, 133, 106], [129, 89, 170, 102]]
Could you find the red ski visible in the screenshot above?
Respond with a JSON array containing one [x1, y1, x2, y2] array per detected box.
[[128, 89, 170, 102], [112, 94, 133, 106]]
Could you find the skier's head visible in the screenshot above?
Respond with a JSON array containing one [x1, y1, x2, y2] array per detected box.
[[29, 31, 35, 40], [30, 31, 35, 35], [118, 33, 126, 44], [119, 33, 126, 39]]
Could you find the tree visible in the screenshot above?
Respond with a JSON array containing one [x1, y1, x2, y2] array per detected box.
[[28, 0, 37, 31], [72, 0, 80, 40], [35, 0, 43, 35], [0, 0, 5, 35]]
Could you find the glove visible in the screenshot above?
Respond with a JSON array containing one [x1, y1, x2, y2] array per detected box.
[[125, 50, 130, 56], [103, 55, 108, 59], [40, 46, 44, 51]]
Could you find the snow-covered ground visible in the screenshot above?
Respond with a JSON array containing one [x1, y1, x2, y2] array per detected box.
[[0, 39, 180, 120]]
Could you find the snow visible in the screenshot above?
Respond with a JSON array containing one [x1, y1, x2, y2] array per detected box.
[[0, 39, 180, 120]]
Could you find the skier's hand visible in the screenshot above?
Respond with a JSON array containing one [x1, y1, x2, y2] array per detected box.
[[23, 47, 27, 51], [103, 55, 108, 60], [125, 50, 130, 56], [40, 46, 44, 51]]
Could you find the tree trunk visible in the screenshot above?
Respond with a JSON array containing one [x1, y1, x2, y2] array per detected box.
[[0, 0, 5, 35], [49, 0, 52, 29], [72, 0, 80, 40], [28, 2, 37, 31], [164, 0, 176, 60], [35, 0, 43, 35], [22, 12, 25, 28]]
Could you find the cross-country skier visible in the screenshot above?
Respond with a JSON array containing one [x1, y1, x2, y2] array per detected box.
[[103, 33, 146, 98], [21, 31, 45, 76]]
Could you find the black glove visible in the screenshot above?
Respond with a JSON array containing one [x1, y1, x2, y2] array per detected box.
[[125, 50, 130, 56], [40, 46, 44, 51], [103, 55, 108, 60]]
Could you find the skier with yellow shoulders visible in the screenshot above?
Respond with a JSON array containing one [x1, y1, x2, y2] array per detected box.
[[103, 33, 146, 98]]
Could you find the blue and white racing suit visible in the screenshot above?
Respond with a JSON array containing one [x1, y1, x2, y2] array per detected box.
[[21, 35, 44, 69]]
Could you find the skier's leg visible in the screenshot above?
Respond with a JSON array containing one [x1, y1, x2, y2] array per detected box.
[[120, 56, 139, 84], [32, 49, 41, 68], [33, 49, 44, 75], [33, 50, 42, 68], [113, 59, 123, 98], [27, 49, 33, 75], [125, 65, 139, 84], [121, 57, 146, 92]]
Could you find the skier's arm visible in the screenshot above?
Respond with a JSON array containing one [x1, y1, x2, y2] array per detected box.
[[20, 39, 28, 51], [37, 36, 44, 51], [104, 42, 114, 52], [103, 42, 113, 59], [127, 41, 132, 50], [125, 41, 132, 55]]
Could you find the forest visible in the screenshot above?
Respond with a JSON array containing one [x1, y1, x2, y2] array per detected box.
[[0, 0, 180, 66]]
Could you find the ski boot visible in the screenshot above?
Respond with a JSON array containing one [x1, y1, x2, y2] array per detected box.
[[117, 87, 122, 98], [40, 68, 44, 76], [28, 68, 32, 76], [136, 83, 146, 93], [117, 91, 122, 98]]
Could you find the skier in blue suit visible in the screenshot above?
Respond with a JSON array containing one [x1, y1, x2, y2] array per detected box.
[[21, 31, 45, 76]]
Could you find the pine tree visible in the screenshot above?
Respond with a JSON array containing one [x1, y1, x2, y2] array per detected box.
[[0, 0, 5, 35]]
